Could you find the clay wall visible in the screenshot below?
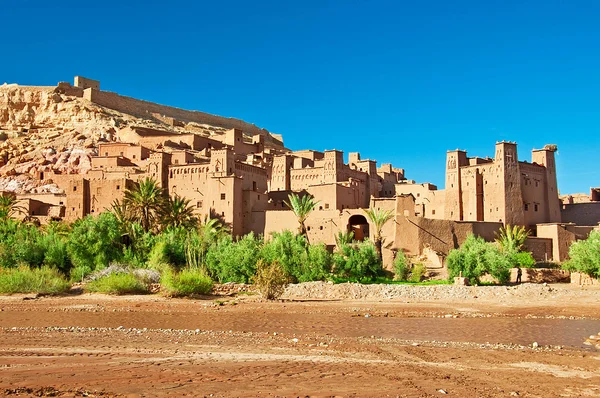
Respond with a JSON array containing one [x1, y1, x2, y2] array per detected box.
[[168, 163, 211, 205], [170, 151, 195, 165], [293, 150, 324, 162], [235, 162, 268, 192], [91, 156, 136, 169], [88, 178, 131, 215], [264, 208, 366, 247], [561, 202, 600, 226], [82, 88, 279, 144], [290, 167, 324, 191], [536, 224, 576, 262], [524, 237, 553, 262], [74, 76, 100, 90], [270, 155, 293, 191], [519, 162, 550, 227], [97, 143, 149, 162]]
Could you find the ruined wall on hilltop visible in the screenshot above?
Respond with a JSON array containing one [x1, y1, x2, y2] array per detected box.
[[83, 88, 283, 146]]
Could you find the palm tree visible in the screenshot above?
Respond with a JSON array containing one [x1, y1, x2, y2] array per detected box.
[[364, 207, 394, 262], [495, 225, 529, 253], [0, 193, 26, 220], [160, 194, 197, 230], [335, 230, 354, 250], [43, 220, 71, 237], [284, 193, 318, 236], [122, 178, 165, 232]]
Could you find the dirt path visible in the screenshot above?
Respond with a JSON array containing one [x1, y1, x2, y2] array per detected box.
[[0, 287, 599, 397]]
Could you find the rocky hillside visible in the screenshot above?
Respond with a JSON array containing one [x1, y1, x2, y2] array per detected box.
[[0, 83, 264, 194]]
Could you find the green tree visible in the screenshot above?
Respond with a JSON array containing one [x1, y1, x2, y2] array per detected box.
[[284, 193, 318, 237], [67, 212, 124, 280], [563, 230, 600, 278], [122, 178, 165, 232], [160, 194, 197, 230], [447, 234, 512, 284], [363, 207, 394, 263]]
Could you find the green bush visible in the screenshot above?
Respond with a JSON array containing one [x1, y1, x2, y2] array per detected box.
[[511, 251, 536, 268], [0, 266, 71, 295], [393, 251, 409, 281], [563, 230, 600, 278], [161, 268, 213, 297], [67, 213, 124, 278], [85, 273, 149, 295], [147, 227, 187, 271], [205, 233, 262, 283], [253, 260, 289, 300], [332, 241, 381, 280], [261, 231, 330, 282], [409, 263, 426, 282], [447, 234, 511, 285]]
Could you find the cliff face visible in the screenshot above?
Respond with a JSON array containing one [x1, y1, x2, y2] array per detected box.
[[0, 82, 273, 194]]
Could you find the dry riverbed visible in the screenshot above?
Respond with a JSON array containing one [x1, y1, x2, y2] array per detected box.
[[0, 283, 599, 397]]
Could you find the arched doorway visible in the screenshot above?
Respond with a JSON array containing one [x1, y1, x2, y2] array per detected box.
[[348, 215, 369, 241]]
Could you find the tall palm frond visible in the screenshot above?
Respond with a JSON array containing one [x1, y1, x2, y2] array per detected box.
[[495, 224, 529, 252], [122, 178, 165, 232], [283, 193, 319, 236], [160, 194, 197, 230], [0, 193, 27, 220], [364, 207, 394, 262]]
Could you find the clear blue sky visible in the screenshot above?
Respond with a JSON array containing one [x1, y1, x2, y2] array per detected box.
[[2, 0, 599, 194]]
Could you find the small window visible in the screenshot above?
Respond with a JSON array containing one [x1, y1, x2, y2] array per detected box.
[[133, 155, 136, 159], [73, 186, 77, 192], [116, 185, 120, 190], [120, 152, 124, 156], [257, 195, 260, 200], [524, 203, 529, 211], [534, 204, 539, 212], [319, 226, 323, 230], [221, 193, 226, 200], [174, 160, 179, 165], [59, 201, 63, 205], [324, 203, 329, 209], [307, 226, 311, 231], [417, 193, 420, 197], [221, 212, 225, 217], [197, 201, 202, 208], [253, 181, 257, 191], [104, 152, 108, 156], [282, 202, 285, 208], [432, 209, 435, 215]]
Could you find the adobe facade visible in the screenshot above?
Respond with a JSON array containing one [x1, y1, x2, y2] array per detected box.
[[5, 76, 597, 267]]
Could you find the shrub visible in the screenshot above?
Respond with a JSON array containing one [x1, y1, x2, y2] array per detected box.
[[261, 231, 330, 282], [332, 241, 381, 280], [205, 233, 262, 283], [511, 251, 536, 268], [563, 230, 600, 278], [0, 266, 70, 295], [253, 260, 289, 300], [161, 268, 213, 297], [394, 251, 409, 281], [147, 228, 187, 271], [447, 234, 512, 285], [409, 263, 426, 282], [85, 273, 149, 295], [67, 213, 124, 277]]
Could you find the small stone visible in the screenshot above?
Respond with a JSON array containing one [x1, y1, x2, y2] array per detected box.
[[364, 314, 371, 318], [291, 338, 299, 343], [438, 389, 447, 394], [532, 342, 539, 348]]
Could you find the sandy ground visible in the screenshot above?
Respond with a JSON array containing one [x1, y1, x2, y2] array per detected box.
[[0, 284, 599, 398]]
